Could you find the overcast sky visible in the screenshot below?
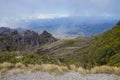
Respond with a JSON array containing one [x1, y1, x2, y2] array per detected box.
[[0, 0, 120, 26]]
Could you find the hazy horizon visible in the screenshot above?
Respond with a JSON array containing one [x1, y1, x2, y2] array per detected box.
[[0, 0, 120, 27]]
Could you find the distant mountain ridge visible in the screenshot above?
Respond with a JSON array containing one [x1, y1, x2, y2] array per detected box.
[[7, 17, 118, 39], [0, 27, 57, 54]]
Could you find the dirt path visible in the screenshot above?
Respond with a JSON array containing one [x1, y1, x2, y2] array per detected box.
[[0, 71, 120, 80]]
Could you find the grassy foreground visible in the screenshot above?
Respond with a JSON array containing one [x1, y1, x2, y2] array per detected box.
[[0, 62, 120, 75]]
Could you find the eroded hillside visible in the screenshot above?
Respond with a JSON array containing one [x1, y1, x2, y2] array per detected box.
[[0, 27, 57, 54]]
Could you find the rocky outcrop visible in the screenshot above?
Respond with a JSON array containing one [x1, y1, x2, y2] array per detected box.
[[0, 27, 57, 54]]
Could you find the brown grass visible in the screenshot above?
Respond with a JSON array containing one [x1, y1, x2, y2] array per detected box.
[[0, 62, 120, 75], [78, 67, 90, 74], [0, 62, 14, 69], [90, 66, 112, 74], [11, 69, 25, 75], [30, 64, 69, 74], [112, 66, 120, 75], [69, 64, 78, 72], [0, 68, 8, 75], [90, 65, 120, 75], [68, 65, 120, 75], [0, 62, 14, 75], [15, 63, 25, 69]]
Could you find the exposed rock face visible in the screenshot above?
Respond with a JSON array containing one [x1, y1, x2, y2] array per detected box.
[[40, 30, 57, 44], [0, 27, 57, 54]]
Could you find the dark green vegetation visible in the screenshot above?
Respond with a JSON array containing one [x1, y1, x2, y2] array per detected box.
[[0, 21, 120, 69], [90, 21, 120, 66], [62, 39, 75, 47], [68, 21, 120, 68], [0, 52, 61, 65]]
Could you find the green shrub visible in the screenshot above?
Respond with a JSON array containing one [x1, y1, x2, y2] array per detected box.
[[62, 39, 74, 47], [108, 53, 120, 66], [0, 52, 18, 63], [22, 53, 40, 64]]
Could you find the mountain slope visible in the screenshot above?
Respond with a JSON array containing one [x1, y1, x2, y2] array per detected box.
[[0, 27, 57, 54], [68, 21, 120, 68], [36, 21, 120, 68], [88, 21, 120, 66], [36, 36, 96, 63]]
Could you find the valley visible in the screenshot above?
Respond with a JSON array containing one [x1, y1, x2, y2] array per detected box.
[[0, 21, 120, 68], [0, 21, 120, 80], [0, 0, 120, 80]]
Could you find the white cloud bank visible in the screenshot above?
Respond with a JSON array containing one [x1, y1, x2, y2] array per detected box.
[[0, 0, 119, 27]]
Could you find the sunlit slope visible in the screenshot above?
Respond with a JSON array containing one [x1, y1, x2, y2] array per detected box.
[[88, 21, 120, 66], [69, 21, 120, 68], [37, 21, 120, 68]]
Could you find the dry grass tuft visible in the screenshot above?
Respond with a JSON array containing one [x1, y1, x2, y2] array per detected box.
[[69, 64, 78, 72], [60, 66, 69, 72], [68, 65, 120, 75], [0, 68, 8, 75], [112, 66, 120, 75], [11, 69, 25, 75], [15, 63, 25, 69], [0, 62, 14, 75], [29, 64, 41, 72], [78, 67, 90, 74], [90, 65, 114, 74], [0, 62, 120, 75], [30, 64, 69, 74], [0, 62, 14, 69]]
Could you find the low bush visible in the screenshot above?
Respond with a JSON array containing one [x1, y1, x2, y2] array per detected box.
[[0, 52, 61, 65], [62, 39, 74, 47]]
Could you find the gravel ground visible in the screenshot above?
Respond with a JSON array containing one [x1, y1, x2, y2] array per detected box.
[[0, 71, 120, 80]]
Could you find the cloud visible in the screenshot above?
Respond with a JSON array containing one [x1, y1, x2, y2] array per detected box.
[[0, 0, 119, 27], [89, 0, 120, 16], [38, 14, 69, 19], [68, 0, 120, 17]]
